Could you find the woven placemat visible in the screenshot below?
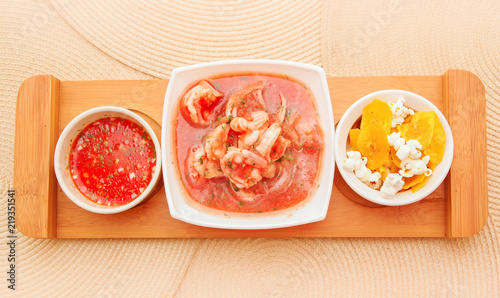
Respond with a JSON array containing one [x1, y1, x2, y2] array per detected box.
[[49, 0, 323, 78], [1, 0, 499, 296]]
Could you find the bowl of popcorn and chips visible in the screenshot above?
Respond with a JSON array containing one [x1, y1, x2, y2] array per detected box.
[[335, 90, 453, 206]]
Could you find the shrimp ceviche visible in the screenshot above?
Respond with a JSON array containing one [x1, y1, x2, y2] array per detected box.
[[174, 74, 324, 213]]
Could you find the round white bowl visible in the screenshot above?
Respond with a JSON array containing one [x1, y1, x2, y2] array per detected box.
[[54, 106, 162, 214], [161, 59, 334, 229], [335, 90, 454, 206]]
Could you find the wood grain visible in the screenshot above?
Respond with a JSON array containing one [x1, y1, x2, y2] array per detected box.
[[14, 71, 488, 238], [14, 75, 60, 238], [443, 70, 488, 237]]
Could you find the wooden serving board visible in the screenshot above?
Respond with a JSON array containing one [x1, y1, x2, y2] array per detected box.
[[14, 70, 488, 238]]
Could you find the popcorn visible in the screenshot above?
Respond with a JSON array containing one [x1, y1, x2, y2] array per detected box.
[[406, 139, 423, 159], [343, 150, 378, 188], [343, 151, 366, 172], [388, 132, 405, 150], [380, 173, 405, 199], [388, 132, 423, 160], [396, 143, 422, 160], [391, 116, 405, 127], [355, 166, 372, 184], [369, 171, 382, 183], [368, 172, 382, 190], [387, 132, 432, 178], [399, 155, 432, 178], [396, 144, 411, 160], [389, 98, 414, 127]]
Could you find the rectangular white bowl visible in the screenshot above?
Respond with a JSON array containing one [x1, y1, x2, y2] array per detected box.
[[161, 59, 334, 229]]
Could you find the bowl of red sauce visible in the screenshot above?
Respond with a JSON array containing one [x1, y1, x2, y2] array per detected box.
[[162, 60, 334, 229], [54, 106, 161, 214]]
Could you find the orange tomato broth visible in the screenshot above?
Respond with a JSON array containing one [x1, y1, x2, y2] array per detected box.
[[69, 117, 156, 206], [174, 74, 324, 213]]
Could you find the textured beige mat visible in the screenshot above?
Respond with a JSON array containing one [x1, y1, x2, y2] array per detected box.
[[1, 0, 499, 296]]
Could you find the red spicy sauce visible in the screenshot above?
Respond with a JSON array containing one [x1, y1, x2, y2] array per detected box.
[[175, 74, 324, 213], [69, 117, 156, 206]]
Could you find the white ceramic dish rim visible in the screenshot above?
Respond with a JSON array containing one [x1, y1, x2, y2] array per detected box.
[[54, 106, 162, 214], [334, 89, 454, 206], [161, 59, 335, 229]]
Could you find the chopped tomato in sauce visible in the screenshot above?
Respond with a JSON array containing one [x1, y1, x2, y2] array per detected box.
[[69, 117, 156, 206]]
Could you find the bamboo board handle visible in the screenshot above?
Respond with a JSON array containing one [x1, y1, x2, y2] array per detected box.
[[443, 70, 488, 237], [14, 75, 60, 238]]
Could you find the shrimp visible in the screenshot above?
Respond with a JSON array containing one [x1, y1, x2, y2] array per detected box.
[[225, 82, 265, 117], [261, 162, 277, 178], [181, 80, 223, 126], [220, 147, 268, 189], [254, 123, 282, 160], [269, 135, 291, 162], [232, 188, 256, 202], [230, 111, 269, 132], [293, 116, 323, 152], [294, 117, 315, 136], [230, 111, 270, 150], [238, 129, 261, 149], [205, 124, 230, 161], [186, 146, 224, 184], [282, 123, 299, 143]]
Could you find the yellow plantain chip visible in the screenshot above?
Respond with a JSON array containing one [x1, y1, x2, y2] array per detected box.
[[403, 174, 426, 190], [403, 114, 413, 124], [390, 147, 401, 169], [411, 176, 429, 192], [360, 99, 392, 135], [356, 124, 390, 170], [378, 166, 389, 180], [410, 162, 436, 192], [397, 111, 435, 148], [390, 163, 400, 174], [349, 128, 360, 151], [423, 112, 446, 164]]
